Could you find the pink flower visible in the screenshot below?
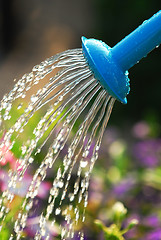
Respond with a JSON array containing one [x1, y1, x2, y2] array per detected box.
[[0, 169, 51, 199], [0, 141, 16, 168]]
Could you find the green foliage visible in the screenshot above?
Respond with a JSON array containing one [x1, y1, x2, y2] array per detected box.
[[95, 202, 138, 240]]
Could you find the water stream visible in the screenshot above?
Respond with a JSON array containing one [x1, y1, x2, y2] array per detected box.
[[0, 49, 115, 239]]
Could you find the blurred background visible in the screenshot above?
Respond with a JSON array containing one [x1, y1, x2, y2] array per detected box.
[[0, 0, 161, 123]]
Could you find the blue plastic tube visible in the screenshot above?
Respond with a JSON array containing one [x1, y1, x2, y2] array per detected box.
[[112, 10, 161, 71], [82, 11, 161, 104]]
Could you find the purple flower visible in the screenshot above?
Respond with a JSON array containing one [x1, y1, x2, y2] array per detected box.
[[133, 139, 161, 168], [143, 215, 160, 228], [145, 229, 161, 240], [113, 177, 136, 196], [26, 216, 59, 239]]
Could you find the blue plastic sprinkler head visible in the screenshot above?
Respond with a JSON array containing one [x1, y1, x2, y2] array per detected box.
[[82, 11, 161, 104]]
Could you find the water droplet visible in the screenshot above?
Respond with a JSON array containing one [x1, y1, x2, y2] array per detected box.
[[125, 70, 129, 76], [61, 227, 66, 238], [69, 193, 74, 202], [78, 192, 83, 203], [9, 234, 14, 240], [57, 168, 62, 179], [80, 160, 88, 168], [58, 180, 64, 188], [58, 95, 63, 101], [21, 93, 26, 98], [55, 207, 61, 215], [28, 157, 34, 163], [17, 103, 23, 110], [80, 231, 84, 240], [31, 95, 38, 103]]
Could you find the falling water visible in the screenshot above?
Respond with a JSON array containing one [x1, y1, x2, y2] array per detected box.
[[0, 48, 115, 239]]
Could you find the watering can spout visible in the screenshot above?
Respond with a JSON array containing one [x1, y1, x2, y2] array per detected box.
[[82, 11, 161, 104], [112, 10, 161, 71]]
